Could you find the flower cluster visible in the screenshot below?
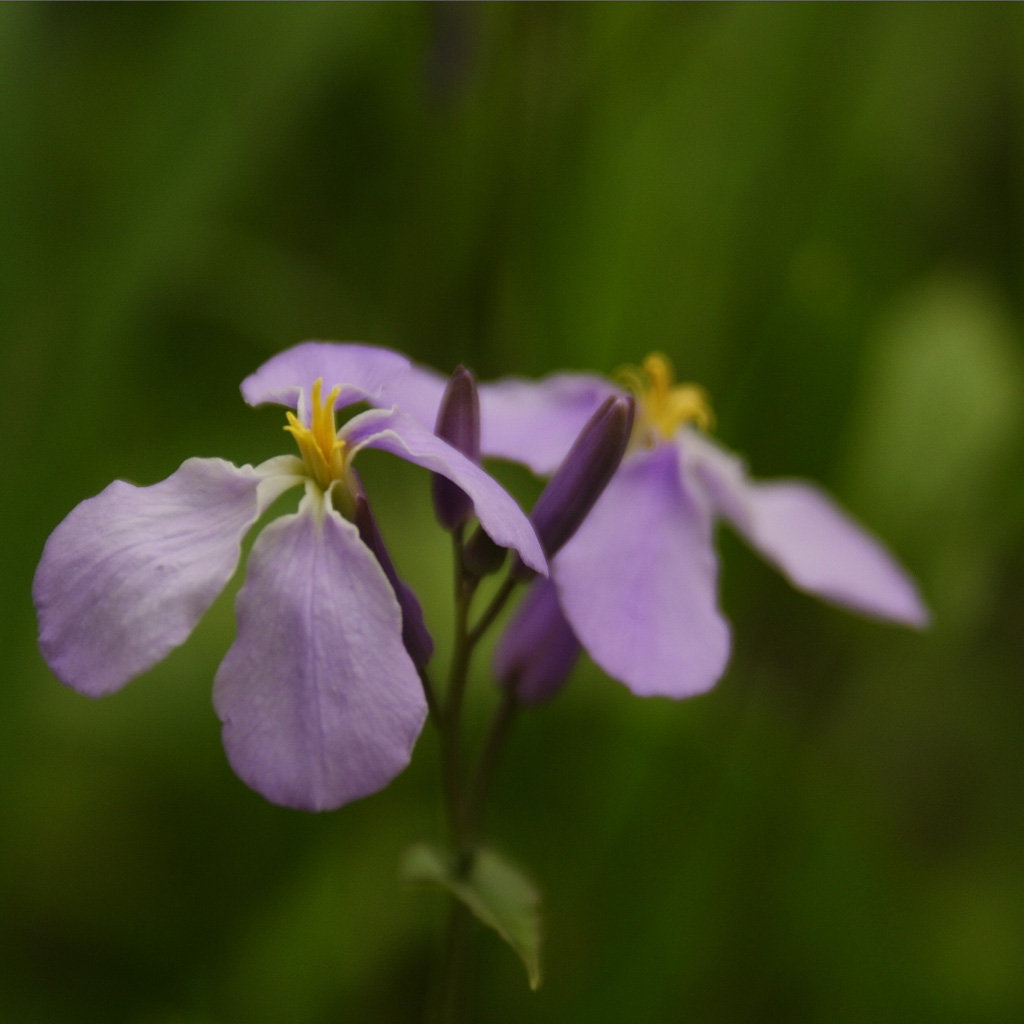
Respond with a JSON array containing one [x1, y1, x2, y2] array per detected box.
[[33, 342, 927, 813]]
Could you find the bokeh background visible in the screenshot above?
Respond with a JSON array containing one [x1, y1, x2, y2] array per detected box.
[[3, 4, 1023, 1022]]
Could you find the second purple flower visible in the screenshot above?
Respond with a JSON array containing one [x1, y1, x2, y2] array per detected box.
[[382, 352, 930, 701]]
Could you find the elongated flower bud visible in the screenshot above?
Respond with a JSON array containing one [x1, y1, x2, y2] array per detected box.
[[352, 489, 434, 670], [493, 578, 581, 705], [522, 395, 634, 572], [432, 365, 481, 531]]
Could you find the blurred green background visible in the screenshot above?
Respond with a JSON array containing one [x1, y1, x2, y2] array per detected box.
[[3, 4, 1023, 1022]]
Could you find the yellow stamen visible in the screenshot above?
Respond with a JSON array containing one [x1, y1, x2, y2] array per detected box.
[[616, 352, 714, 444], [283, 378, 348, 491]]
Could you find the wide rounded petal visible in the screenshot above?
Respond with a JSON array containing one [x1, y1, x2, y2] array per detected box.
[[555, 444, 731, 698], [685, 432, 929, 627], [33, 458, 293, 697], [212, 499, 427, 811], [240, 341, 411, 415], [343, 408, 547, 575]]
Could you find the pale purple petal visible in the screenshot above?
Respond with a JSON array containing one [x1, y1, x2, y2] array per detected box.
[[376, 363, 450, 430], [240, 341, 411, 414], [493, 578, 581, 705], [213, 499, 427, 811], [343, 408, 547, 575], [382, 367, 619, 475], [555, 444, 731, 698], [685, 431, 929, 627], [479, 373, 621, 474], [33, 458, 293, 697]]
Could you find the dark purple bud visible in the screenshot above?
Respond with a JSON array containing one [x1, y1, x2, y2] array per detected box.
[[432, 365, 481, 531], [493, 578, 581, 705], [521, 395, 634, 572], [352, 489, 434, 670], [462, 524, 507, 578]]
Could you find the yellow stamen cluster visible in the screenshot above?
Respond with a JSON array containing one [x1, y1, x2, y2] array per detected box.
[[284, 378, 348, 491], [617, 353, 714, 444]]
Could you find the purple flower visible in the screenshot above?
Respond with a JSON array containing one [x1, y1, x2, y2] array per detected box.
[[384, 353, 929, 700], [33, 342, 546, 811]]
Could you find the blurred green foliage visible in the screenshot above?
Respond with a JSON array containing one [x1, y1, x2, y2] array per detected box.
[[3, 4, 1023, 1022]]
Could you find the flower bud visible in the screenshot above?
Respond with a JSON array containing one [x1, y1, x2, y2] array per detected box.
[[462, 524, 507, 578], [519, 395, 634, 574], [432, 365, 481, 532], [352, 489, 434, 670], [493, 578, 581, 705]]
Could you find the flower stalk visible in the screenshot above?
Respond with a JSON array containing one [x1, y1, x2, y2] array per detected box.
[[31, 339, 930, 1024]]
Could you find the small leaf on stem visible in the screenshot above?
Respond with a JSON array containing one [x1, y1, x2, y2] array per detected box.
[[401, 842, 543, 990]]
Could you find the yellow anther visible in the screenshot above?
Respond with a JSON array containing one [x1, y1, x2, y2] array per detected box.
[[616, 352, 714, 443], [283, 378, 348, 491]]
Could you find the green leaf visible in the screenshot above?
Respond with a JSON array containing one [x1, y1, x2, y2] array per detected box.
[[401, 842, 543, 990]]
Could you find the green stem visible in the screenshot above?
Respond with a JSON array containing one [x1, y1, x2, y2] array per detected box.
[[431, 546, 526, 1022], [432, 533, 475, 1024], [464, 686, 519, 849], [466, 571, 519, 648], [419, 666, 441, 726], [440, 532, 477, 861], [437, 900, 471, 1024]]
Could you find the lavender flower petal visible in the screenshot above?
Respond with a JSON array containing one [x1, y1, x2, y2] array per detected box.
[[555, 445, 730, 698], [685, 432, 929, 627], [343, 408, 547, 575], [382, 367, 618, 475], [33, 458, 296, 697], [478, 374, 620, 474], [240, 341, 412, 416], [493, 578, 581, 705], [213, 498, 427, 811], [377, 363, 450, 437]]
